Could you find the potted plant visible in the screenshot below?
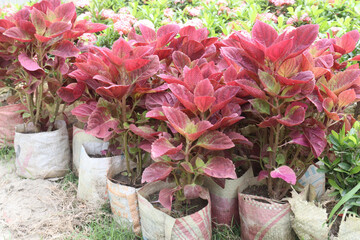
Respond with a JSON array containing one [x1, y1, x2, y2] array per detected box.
[[62, 37, 160, 232], [220, 21, 360, 239], [0, 0, 106, 179], [133, 51, 252, 238]]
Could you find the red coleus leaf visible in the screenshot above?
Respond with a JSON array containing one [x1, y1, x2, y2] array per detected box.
[[3, 27, 32, 42], [277, 103, 306, 126], [196, 131, 234, 150], [71, 101, 97, 123], [210, 113, 244, 130], [270, 166, 296, 185], [112, 37, 131, 59], [327, 69, 360, 95], [86, 106, 119, 139], [124, 59, 150, 72], [194, 79, 215, 112], [172, 51, 191, 70], [45, 21, 71, 38], [54, 2, 76, 22], [151, 137, 183, 159], [289, 131, 310, 148], [258, 115, 281, 128], [142, 162, 173, 183], [181, 40, 205, 61], [282, 24, 319, 59], [56, 81, 85, 103], [277, 71, 314, 85], [203, 156, 237, 179], [322, 97, 340, 121], [50, 40, 79, 58], [183, 184, 205, 200], [95, 85, 130, 100], [258, 170, 268, 181], [19, 20, 36, 35], [226, 132, 253, 147], [303, 125, 327, 158], [129, 124, 158, 141], [159, 187, 180, 210], [234, 79, 266, 100], [238, 36, 264, 64], [162, 106, 212, 141], [18, 53, 42, 71], [139, 24, 156, 43], [211, 86, 240, 114], [221, 47, 258, 73], [265, 38, 293, 62], [184, 66, 204, 91], [336, 30, 360, 54], [252, 20, 278, 47], [168, 84, 197, 112], [338, 89, 356, 108], [145, 92, 178, 109]]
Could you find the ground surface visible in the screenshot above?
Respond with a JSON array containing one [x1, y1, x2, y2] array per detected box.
[[0, 155, 240, 240], [0, 158, 102, 240]]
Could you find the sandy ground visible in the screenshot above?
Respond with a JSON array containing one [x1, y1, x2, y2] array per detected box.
[[0, 159, 93, 240]]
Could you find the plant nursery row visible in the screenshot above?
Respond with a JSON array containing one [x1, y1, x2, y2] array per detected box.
[[1, 0, 360, 239]]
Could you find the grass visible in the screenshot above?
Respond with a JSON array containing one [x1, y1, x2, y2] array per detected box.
[[69, 203, 139, 240], [0, 145, 15, 161], [212, 224, 241, 240]]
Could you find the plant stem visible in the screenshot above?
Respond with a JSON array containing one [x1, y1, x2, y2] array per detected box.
[[34, 79, 44, 132], [185, 139, 192, 185]]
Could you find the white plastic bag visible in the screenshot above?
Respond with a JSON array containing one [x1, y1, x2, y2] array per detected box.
[[14, 120, 70, 179], [72, 126, 102, 176], [77, 142, 127, 206]]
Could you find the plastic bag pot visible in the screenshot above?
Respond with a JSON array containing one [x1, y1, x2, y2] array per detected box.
[[0, 103, 26, 147], [14, 120, 70, 179], [238, 188, 295, 240], [72, 126, 103, 176], [77, 142, 127, 207], [204, 167, 253, 225], [298, 162, 325, 198], [107, 167, 141, 235], [138, 181, 212, 240]]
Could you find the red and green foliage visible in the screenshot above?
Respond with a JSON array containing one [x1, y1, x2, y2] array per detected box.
[[221, 21, 360, 200], [131, 25, 252, 210], [62, 36, 161, 184], [0, 0, 106, 131]]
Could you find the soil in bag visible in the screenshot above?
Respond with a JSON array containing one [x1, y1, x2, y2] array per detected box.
[[111, 170, 143, 188], [148, 192, 208, 218], [325, 201, 341, 237]]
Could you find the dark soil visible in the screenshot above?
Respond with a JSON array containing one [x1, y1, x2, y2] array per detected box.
[[236, 167, 246, 178], [88, 154, 106, 158], [148, 192, 208, 218], [110, 171, 143, 188], [243, 185, 270, 199], [325, 201, 341, 237]]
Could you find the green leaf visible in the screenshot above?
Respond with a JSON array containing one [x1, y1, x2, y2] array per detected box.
[[328, 182, 360, 220], [338, 162, 351, 171], [275, 153, 285, 165], [258, 70, 281, 96], [195, 158, 205, 168], [329, 179, 341, 191], [249, 99, 270, 115], [350, 166, 360, 174]]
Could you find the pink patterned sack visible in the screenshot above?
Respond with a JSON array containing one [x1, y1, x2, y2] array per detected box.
[[238, 192, 294, 240], [0, 104, 25, 146]]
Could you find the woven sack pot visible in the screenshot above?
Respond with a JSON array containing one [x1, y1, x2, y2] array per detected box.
[[138, 181, 212, 240]]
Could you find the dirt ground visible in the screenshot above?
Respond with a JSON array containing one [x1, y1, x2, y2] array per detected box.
[[0, 159, 95, 240]]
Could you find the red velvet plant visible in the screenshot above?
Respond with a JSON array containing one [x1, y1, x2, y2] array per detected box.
[[61, 37, 161, 185], [221, 21, 360, 200], [0, 0, 106, 132], [132, 51, 252, 210]]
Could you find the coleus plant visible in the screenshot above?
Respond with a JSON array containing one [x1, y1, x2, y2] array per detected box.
[[0, 0, 106, 132], [60, 37, 160, 185], [221, 21, 360, 200], [134, 59, 252, 210]]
